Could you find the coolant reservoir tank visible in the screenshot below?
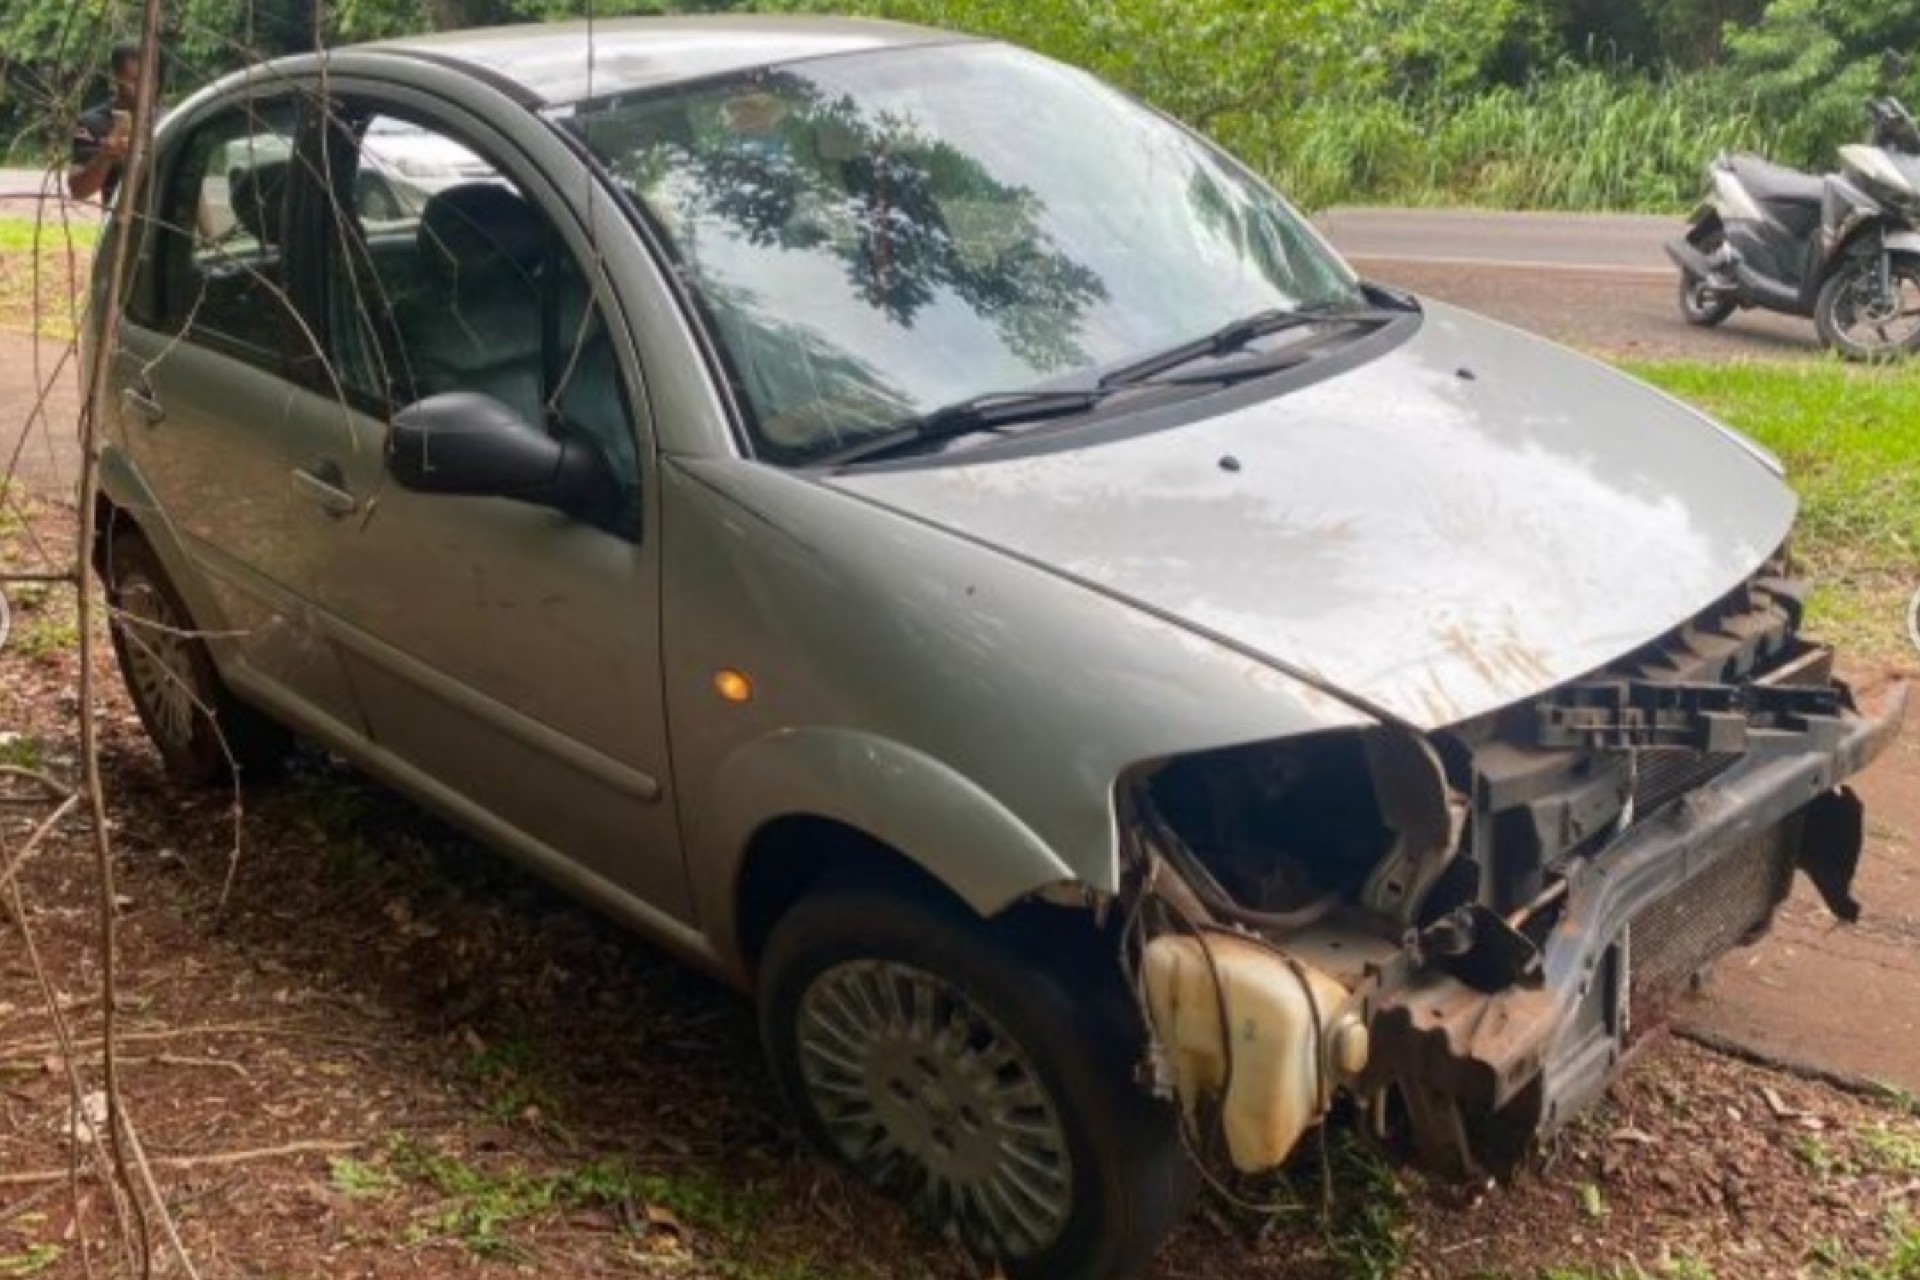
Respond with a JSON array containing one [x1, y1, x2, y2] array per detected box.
[[1142, 932, 1354, 1172]]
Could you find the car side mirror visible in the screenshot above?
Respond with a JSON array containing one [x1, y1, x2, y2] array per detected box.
[[389, 392, 616, 527]]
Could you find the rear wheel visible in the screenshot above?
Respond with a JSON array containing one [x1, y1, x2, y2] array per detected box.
[[1677, 270, 1735, 326], [758, 886, 1194, 1280], [1815, 250, 1920, 361], [104, 533, 289, 784]]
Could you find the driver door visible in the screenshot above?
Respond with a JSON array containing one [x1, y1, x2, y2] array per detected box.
[[277, 98, 686, 919]]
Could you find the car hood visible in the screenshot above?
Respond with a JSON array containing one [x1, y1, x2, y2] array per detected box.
[[823, 303, 1796, 730]]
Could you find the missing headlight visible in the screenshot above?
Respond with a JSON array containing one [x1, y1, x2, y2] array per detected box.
[[1128, 725, 1465, 929]]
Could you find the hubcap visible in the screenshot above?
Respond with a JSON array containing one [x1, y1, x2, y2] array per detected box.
[[795, 960, 1074, 1259], [117, 575, 206, 750]]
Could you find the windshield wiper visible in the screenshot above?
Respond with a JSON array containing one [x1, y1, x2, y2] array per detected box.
[[813, 387, 1107, 468], [1098, 305, 1404, 389]]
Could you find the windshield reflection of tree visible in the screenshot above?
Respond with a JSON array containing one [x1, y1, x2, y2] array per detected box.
[[697, 276, 916, 461], [655, 72, 1108, 374], [1183, 162, 1349, 306]]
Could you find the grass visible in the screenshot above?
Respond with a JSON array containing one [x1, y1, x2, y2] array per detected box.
[[0, 731, 48, 772], [357, 1140, 872, 1278], [0, 1245, 62, 1278], [0, 216, 97, 255], [1536, 1218, 1920, 1280], [1811, 1216, 1920, 1280], [1625, 359, 1920, 660], [327, 1155, 401, 1199], [458, 1025, 569, 1132], [1860, 1125, 1920, 1176], [4, 595, 78, 662], [0, 215, 94, 341]]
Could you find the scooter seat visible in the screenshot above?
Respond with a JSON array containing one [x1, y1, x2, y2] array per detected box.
[[1720, 153, 1826, 206]]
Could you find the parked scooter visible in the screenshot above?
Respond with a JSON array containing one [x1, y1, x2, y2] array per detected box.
[[1666, 97, 1920, 359]]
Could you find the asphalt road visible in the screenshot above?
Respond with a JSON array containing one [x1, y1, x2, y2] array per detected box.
[[1316, 206, 1821, 359], [0, 165, 83, 206], [1318, 206, 1677, 273]]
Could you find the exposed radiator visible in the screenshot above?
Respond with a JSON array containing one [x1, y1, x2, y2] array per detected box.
[[1627, 818, 1798, 1027]]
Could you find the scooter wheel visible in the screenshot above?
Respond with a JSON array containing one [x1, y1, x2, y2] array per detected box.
[[1815, 251, 1920, 361], [1677, 271, 1734, 327]]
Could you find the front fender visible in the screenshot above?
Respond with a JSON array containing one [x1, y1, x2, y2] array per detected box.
[[1829, 219, 1920, 266], [689, 726, 1082, 967]]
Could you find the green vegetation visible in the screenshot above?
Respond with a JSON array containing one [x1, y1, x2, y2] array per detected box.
[[0, 218, 96, 254], [1271, 68, 1779, 212], [0, 731, 49, 772], [327, 1154, 402, 1199], [1811, 1217, 1920, 1280], [1535, 1219, 1920, 1279], [458, 1025, 568, 1131], [1860, 1124, 1920, 1176], [0, 1245, 62, 1278], [762, 0, 1919, 211], [1627, 360, 1920, 657], [5, 1, 1916, 211], [0, 217, 92, 340], [355, 1139, 871, 1277], [5, 596, 78, 661]]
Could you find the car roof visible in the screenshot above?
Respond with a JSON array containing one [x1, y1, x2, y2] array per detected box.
[[362, 15, 970, 106]]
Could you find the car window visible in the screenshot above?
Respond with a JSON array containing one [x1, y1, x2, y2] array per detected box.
[[570, 44, 1361, 464], [318, 109, 641, 531], [145, 100, 299, 358]]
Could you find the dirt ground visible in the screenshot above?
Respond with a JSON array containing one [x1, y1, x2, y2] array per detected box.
[[4, 239, 1920, 1278], [2, 507, 1919, 1280]]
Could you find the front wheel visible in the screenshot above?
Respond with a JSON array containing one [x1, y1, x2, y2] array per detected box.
[[1677, 270, 1735, 327], [758, 886, 1195, 1280], [1815, 250, 1920, 360]]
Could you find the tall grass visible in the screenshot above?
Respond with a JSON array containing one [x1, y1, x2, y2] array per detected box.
[[1230, 65, 1782, 212]]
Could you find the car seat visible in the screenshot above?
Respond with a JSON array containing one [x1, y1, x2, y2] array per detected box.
[[228, 159, 288, 247], [400, 182, 548, 426]]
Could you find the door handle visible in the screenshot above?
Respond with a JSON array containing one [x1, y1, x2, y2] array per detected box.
[[292, 461, 359, 518], [120, 384, 165, 426]]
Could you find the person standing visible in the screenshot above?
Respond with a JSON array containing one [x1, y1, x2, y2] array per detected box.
[[68, 44, 143, 204]]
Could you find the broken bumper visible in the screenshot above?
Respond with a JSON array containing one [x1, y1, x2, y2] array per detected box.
[[1364, 679, 1907, 1174]]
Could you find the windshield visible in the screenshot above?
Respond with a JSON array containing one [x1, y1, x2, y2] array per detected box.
[[567, 42, 1362, 464]]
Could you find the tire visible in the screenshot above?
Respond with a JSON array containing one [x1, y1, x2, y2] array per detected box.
[[1677, 270, 1734, 327], [1814, 250, 1920, 361], [103, 533, 290, 785], [758, 886, 1196, 1280]]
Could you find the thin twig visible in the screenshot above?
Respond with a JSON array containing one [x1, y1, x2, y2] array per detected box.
[[0, 793, 80, 898], [1, 860, 141, 1264], [0, 1140, 366, 1188], [117, 1110, 205, 1280], [0, 764, 75, 799], [0, 1018, 355, 1059], [71, 9, 169, 1277], [118, 1054, 254, 1079]]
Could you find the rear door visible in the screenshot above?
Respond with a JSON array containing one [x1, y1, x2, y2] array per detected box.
[[114, 91, 364, 734]]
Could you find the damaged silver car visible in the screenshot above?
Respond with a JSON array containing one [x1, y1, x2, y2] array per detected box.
[[91, 16, 1904, 1280]]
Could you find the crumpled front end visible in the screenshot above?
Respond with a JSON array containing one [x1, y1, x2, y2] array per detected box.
[[1120, 560, 1905, 1179]]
